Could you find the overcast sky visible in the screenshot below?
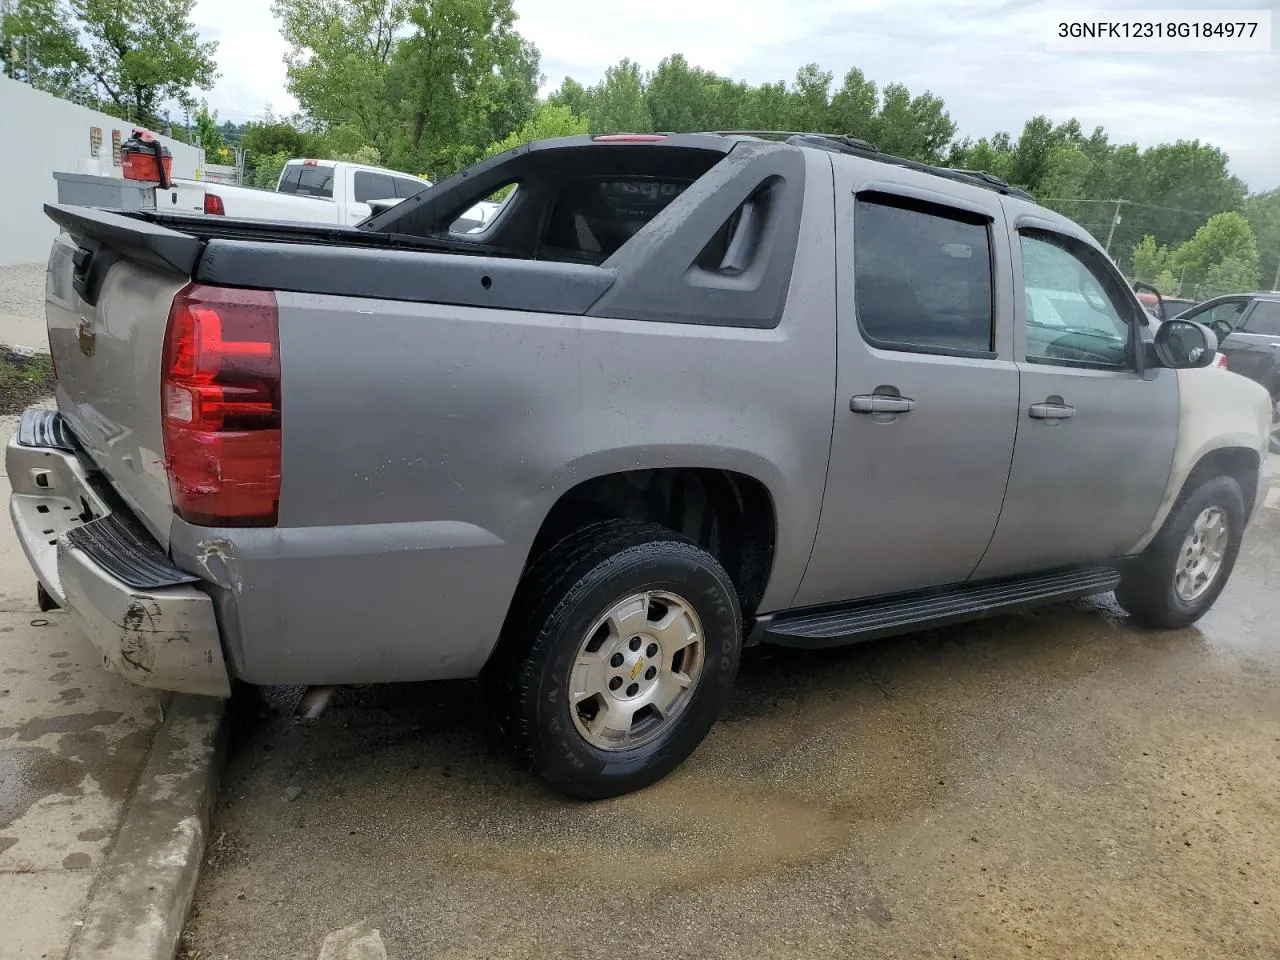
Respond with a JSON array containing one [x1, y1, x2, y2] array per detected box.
[[190, 0, 1279, 192]]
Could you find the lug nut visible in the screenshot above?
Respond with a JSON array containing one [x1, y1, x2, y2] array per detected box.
[[609, 677, 622, 691], [646, 642, 658, 658], [629, 636, 641, 652], [626, 682, 639, 697], [610, 652, 624, 668], [645, 666, 657, 680]]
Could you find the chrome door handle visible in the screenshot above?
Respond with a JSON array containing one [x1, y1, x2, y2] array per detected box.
[[1029, 398, 1075, 420], [850, 394, 915, 414]]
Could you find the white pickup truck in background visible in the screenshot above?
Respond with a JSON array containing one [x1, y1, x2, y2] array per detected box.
[[164, 158, 499, 230]]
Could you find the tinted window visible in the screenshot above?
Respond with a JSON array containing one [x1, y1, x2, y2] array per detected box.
[[393, 177, 425, 199], [1245, 300, 1280, 336], [1020, 231, 1131, 367], [277, 164, 335, 198], [354, 172, 396, 203], [542, 179, 690, 263], [277, 165, 302, 191], [853, 196, 994, 353]]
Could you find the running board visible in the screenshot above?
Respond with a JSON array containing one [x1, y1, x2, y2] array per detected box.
[[763, 565, 1120, 648]]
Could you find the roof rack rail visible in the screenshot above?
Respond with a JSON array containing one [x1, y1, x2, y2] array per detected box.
[[713, 130, 1035, 202]]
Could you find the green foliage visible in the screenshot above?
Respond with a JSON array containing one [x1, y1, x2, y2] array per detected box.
[[1, 0, 86, 97], [331, 144, 383, 165], [1131, 235, 1171, 284], [248, 150, 292, 189], [484, 103, 588, 157], [274, 0, 538, 177], [1170, 212, 1260, 298], [1152, 269, 1179, 297], [1242, 189, 1280, 290], [2, 0, 217, 125], [587, 58, 651, 134], [193, 100, 224, 157], [241, 119, 325, 164]]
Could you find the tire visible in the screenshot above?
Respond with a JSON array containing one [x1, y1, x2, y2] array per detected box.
[[488, 520, 742, 799], [1115, 475, 1245, 629]]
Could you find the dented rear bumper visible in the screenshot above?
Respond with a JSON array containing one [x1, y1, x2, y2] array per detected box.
[[7, 409, 231, 698]]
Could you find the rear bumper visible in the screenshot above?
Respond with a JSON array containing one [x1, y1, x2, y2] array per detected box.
[[7, 409, 231, 698]]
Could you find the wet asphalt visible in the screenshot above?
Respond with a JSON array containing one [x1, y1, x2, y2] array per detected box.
[[183, 498, 1280, 960]]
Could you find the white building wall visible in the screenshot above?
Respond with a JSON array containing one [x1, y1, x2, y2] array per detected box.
[[0, 76, 202, 266]]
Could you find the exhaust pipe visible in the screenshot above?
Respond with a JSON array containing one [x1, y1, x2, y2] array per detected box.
[[295, 685, 339, 719]]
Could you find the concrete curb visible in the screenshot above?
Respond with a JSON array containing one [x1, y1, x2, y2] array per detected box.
[[67, 693, 228, 960]]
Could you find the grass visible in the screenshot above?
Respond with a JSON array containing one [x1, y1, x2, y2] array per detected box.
[[0, 347, 55, 414]]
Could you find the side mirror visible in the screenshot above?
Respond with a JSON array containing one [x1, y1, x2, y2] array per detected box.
[[1133, 280, 1166, 320], [1152, 318, 1218, 369]]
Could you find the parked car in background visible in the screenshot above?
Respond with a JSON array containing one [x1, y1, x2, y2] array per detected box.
[[1137, 291, 1196, 316], [1170, 292, 1280, 452], [11, 132, 1273, 799], [163, 159, 501, 229]]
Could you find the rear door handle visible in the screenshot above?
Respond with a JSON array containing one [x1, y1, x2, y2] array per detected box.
[[850, 394, 915, 414], [1029, 397, 1076, 420]]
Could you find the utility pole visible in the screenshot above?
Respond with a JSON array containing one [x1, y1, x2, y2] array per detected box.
[[1104, 199, 1123, 255]]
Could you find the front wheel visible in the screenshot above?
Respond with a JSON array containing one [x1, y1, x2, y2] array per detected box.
[[489, 520, 742, 799], [1115, 475, 1245, 629]]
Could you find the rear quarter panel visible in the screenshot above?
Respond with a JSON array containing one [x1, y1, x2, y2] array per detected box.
[[173, 155, 839, 685]]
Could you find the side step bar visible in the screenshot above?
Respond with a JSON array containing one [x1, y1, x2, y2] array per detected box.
[[763, 565, 1120, 648]]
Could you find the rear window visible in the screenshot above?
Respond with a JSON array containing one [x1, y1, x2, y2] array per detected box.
[[393, 177, 425, 199], [542, 179, 690, 263], [278, 164, 334, 199]]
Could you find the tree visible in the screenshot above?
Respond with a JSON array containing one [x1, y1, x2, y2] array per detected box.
[[1170, 212, 1261, 298], [193, 100, 225, 158], [241, 119, 325, 162], [1, 0, 85, 96], [548, 77, 593, 119], [2, 0, 217, 124], [1243, 189, 1280, 290], [484, 102, 588, 156], [273, 0, 406, 160], [588, 58, 651, 134], [872, 83, 955, 163], [787, 63, 831, 132], [74, 0, 217, 124], [1131, 235, 1171, 283], [829, 68, 877, 141], [645, 54, 727, 132]]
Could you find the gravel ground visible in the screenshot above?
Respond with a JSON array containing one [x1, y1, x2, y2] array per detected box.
[[0, 263, 46, 321]]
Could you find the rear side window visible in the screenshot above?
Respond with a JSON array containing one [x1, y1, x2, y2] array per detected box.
[[354, 171, 396, 203], [393, 177, 425, 199], [542, 179, 690, 263], [277, 165, 302, 192], [278, 164, 335, 199], [1245, 300, 1280, 336], [853, 195, 995, 354]]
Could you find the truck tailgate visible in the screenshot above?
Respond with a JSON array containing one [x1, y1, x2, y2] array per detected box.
[[44, 207, 199, 547]]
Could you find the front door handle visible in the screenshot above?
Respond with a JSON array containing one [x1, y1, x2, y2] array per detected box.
[[1029, 397, 1076, 420], [850, 394, 915, 414]]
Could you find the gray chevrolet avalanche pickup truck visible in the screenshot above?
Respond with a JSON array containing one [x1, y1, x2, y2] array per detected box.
[[9, 132, 1272, 798]]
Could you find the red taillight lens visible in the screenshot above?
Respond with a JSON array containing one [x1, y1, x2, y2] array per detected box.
[[204, 192, 225, 215], [161, 284, 281, 526], [1215, 353, 1229, 369]]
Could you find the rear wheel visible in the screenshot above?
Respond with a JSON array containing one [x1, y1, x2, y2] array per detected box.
[[1115, 475, 1245, 628], [489, 520, 742, 799]]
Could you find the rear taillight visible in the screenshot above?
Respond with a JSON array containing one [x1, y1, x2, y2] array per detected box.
[[161, 284, 281, 526], [1215, 352, 1229, 369], [203, 192, 225, 215]]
